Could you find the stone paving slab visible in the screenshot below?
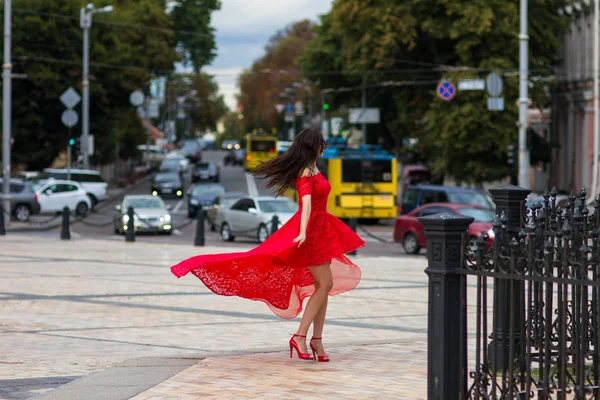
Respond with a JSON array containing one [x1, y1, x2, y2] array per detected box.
[[0, 234, 430, 399], [131, 341, 428, 400]]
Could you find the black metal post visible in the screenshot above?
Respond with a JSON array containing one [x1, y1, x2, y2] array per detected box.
[[271, 214, 279, 235], [348, 217, 358, 255], [487, 185, 530, 370], [194, 208, 205, 246], [125, 206, 135, 242], [0, 199, 5, 235], [60, 206, 70, 240], [420, 213, 474, 400]]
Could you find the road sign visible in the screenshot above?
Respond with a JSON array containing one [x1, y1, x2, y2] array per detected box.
[[275, 104, 285, 114], [458, 79, 485, 91], [488, 97, 505, 111], [61, 110, 79, 128], [284, 113, 294, 122], [349, 108, 381, 124], [294, 101, 304, 116], [149, 78, 166, 103], [486, 73, 503, 97], [284, 103, 293, 113], [60, 87, 81, 109], [436, 81, 456, 101], [129, 90, 145, 107], [148, 100, 160, 118]]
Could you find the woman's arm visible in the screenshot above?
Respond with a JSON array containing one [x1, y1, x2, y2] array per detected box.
[[293, 194, 311, 247]]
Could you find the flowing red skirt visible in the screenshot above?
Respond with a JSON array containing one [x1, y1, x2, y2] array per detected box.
[[171, 211, 364, 319]]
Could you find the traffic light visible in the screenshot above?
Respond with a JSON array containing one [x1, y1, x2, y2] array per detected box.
[[68, 138, 76, 146], [507, 144, 516, 166], [69, 137, 81, 158], [323, 103, 329, 110]]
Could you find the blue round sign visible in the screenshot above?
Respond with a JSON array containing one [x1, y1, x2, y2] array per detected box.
[[437, 81, 456, 101]]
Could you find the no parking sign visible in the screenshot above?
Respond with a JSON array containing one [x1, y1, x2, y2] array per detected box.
[[437, 81, 456, 101]]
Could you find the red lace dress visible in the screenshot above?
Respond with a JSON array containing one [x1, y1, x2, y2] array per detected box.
[[170, 173, 364, 319]]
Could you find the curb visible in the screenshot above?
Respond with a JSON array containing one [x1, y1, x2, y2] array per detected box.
[[6, 173, 155, 233]]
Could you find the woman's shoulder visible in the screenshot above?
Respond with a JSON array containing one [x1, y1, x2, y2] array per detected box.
[[298, 167, 318, 179]]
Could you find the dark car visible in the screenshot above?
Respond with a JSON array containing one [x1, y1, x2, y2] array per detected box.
[[187, 183, 226, 218], [224, 149, 245, 166], [0, 178, 41, 222], [151, 172, 184, 198], [180, 140, 202, 163], [192, 162, 220, 183], [400, 185, 494, 215]]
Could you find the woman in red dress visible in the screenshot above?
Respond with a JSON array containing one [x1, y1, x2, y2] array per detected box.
[[171, 129, 364, 362]]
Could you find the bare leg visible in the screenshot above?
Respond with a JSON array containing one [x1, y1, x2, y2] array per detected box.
[[294, 262, 333, 354], [311, 294, 328, 356]]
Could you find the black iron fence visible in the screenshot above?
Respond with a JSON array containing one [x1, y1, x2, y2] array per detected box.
[[422, 185, 600, 399]]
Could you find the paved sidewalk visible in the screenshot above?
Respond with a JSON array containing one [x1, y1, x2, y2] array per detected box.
[[0, 234, 430, 399]]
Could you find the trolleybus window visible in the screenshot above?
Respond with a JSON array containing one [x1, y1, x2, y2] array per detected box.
[[250, 140, 275, 152], [341, 160, 392, 182]]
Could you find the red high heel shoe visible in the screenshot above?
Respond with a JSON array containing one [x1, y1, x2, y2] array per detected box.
[[289, 334, 312, 360], [310, 337, 330, 362]]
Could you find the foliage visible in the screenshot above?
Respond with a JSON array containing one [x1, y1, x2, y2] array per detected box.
[[168, 0, 221, 72], [220, 111, 246, 143], [237, 20, 316, 133], [301, 0, 568, 183]]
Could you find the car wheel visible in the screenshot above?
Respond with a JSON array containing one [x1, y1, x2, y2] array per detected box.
[[257, 224, 269, 243], [114, 226, 120, 235], [221, 222, 235, 242], [76, 202, 89, 216], [188, 210, 197, 219], [214, 175, 220, 182], [14, 204, 31, 222], [210, 223, 216, 232], [165, 230, 172, 236], [88, 194, 98, 211], [402, 233, 420, 254]]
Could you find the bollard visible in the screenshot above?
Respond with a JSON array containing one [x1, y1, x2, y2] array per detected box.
[[125, 206, 135, 242], [194, 208, 205, 246], [60, 206, 71, 240], [0, 204, 5, 236], [348, 217, 358, 255], [271, 215, 279, 235]]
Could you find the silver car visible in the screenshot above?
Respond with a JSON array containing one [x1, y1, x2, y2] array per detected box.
[[218, 196, 299, 243], [114, 195, 172, 235]]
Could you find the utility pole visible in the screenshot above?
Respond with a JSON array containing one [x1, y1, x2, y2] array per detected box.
[[320, 90, 325, 135], [80, 4, 112, 170], [361, 85, 367, 146], [2, 0, 12, 232], [517, 0, 530, 188]]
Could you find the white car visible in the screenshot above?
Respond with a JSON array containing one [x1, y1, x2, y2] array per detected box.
[[218, 196, 298, 243], [41, 168, 109, 210], [31, 180, 92, 216]]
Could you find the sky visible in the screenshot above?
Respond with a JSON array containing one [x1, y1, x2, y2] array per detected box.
[[204, 0, 334, 110]]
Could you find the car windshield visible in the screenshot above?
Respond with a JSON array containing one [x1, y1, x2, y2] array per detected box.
[[197, 162, 211, 169], [155, 173, 179, 183], [31, 183, 44, 192], [447, 191, 494, 209], [192, 185, 225, 196], [161, 159, 180, 167], [457, 207, 495, 222], [123, 197, 165, 209], [258, 199, 298, 213]]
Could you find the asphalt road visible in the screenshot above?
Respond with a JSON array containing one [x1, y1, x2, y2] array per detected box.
[[37, 150, 413, 258]]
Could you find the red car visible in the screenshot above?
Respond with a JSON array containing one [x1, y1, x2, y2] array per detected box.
[[393, 203, 495, 254]]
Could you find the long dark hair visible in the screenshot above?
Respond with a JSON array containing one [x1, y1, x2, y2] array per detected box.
[[252, 129, 325, 197]]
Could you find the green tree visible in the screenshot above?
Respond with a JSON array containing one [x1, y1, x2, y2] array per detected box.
[[301, 0, 568, 183], [169, 0, 221, 72]]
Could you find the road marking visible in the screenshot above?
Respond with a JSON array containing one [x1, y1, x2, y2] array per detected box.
[[245, 173, 259, 197], [173, 199, 184, 213], [172, 229, 183, 236]]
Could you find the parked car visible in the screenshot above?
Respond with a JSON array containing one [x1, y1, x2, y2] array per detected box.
[[205, 192, 245, 231], [151, 172, 184, 198], [39, 168, 108, 210], [400, 185, 494, 215], [224, 149, 245, 166], [218, 196, 298, 243], [394, 203, 495, 254], [187, 183, 226, 218], [192, 162, 220, 182], [222, 140, 240, 151], [0, 178, 41, 222], [114, 195, 172, 235], [31, 180, 91, 216]]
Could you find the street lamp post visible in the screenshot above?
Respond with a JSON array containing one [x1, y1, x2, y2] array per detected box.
[[80, 4, 113, 170], [1, 0, 12, 234]]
